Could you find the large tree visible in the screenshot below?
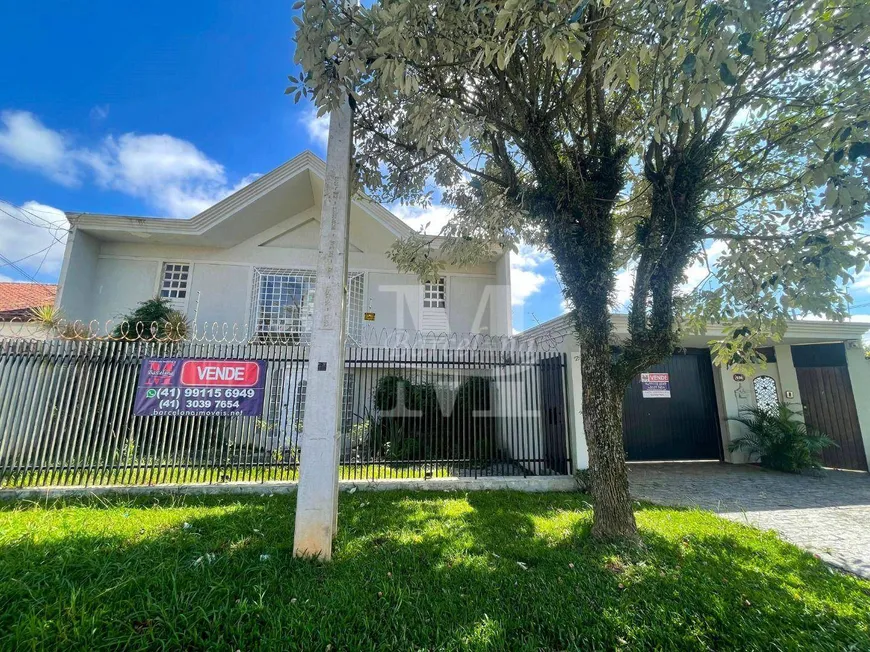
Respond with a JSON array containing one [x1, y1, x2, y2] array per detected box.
[[291, 0, 870, 539]]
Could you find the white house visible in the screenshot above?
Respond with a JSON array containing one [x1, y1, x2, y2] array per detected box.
[[27, 149, 870, 478], [520, 313, 870, 473], [55, 151, 512, 343]]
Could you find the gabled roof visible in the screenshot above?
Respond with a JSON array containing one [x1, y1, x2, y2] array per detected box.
[[0, 282, 57, 320], [64, 151, 414, 246]]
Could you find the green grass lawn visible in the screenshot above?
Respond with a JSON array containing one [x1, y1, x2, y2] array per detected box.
[[1, 492, 868, 650]]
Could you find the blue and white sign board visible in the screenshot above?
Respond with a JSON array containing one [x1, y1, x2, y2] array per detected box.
[[641, 372, 671, 398]]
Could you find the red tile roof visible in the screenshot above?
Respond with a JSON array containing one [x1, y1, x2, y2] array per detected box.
[[0, 282, 57, 320]]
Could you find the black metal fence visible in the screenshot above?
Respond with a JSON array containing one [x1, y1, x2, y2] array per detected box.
[[0, 338, 571, 488]]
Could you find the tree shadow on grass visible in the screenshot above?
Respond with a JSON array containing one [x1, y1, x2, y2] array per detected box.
[[0, 491, 868, 650]]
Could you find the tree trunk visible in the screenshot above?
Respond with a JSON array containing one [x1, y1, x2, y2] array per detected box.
[[581, 337, 638, 540]]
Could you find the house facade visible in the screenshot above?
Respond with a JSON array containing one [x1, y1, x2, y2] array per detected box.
[[519, 314, 870, 473], [55, 151, 512, 344]]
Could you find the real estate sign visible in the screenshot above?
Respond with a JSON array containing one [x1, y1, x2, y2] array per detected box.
[[133, 358, 267, 417], [640, 372, 671, 399]]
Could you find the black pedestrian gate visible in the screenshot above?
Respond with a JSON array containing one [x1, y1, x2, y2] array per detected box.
[[539, 354, 569, 473], [622, 349, 722, 461]]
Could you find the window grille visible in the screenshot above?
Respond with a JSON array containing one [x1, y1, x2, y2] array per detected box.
[[423, 278, 446, 308], [159, 263, 190, 308], [753, 375, 778, 414], [251, 268, 364, 344]]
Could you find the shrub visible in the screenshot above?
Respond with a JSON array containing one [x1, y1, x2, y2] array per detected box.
[[374, 375, 411, 412], [112, 297, 189, 341], [728, 402, 836, 473]]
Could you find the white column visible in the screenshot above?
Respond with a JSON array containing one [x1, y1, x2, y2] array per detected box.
[[773, 345, 804, 419], [566, 351, 589, 470], [844, 341, 870, 470], [713, 363, 753, 464], [494, 251, 512, 337], [293, 97, 353, 560]]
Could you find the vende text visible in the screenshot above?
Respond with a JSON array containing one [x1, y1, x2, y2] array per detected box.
[[180, 360, 260, 387]]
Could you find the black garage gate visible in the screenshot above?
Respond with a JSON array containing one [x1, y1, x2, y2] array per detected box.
[[622, 349, 722, 461]]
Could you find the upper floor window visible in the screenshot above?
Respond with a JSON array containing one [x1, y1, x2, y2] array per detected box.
[[251, 268, 364, 344], [160, 263, 190, 308], [423, 278, 446, 309], [753, 375, 778, 414]]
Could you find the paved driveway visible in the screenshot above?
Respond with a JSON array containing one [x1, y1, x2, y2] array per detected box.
[[628, 462, 870, 578]]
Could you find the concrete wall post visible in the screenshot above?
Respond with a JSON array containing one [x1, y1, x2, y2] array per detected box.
[[844, 341, 870, 470], [565, 351, 588, 470]]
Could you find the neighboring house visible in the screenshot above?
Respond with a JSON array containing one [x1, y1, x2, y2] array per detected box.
[[55, 151, 512, 343], [0, 282, 57, 338], [519, 313, 870, 473]]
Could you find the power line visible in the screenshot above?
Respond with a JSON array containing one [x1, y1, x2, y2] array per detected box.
[[0, 199, 67, 284], [0, 199, 65, 228], [0, 243, 55, 268], [0, 252, 54, 287], [30, 242, 56, 279], [0, 200, 69, 245]]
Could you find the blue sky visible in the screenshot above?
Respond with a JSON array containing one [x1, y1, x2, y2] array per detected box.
[[0, 1, 867, 332]]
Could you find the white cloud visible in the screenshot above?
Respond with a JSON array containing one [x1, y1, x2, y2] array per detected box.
[[511, 245, 549, 307], [0, 201, 68, 279], [853, 270, 870, 291], [300, 106, 330, 150], [0, 109, 258, 219], [389, 203, 455, 235], [87, 133, 235, 217], [0, 111, 80, 186], [681, 240, 728, 294]]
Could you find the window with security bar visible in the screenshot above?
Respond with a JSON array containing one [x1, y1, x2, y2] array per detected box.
[[159, 263, 190, 309], [753, 375, 779, 414], [251, 268, 364, 344]]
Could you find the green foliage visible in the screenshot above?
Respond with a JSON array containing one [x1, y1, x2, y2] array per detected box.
[[373, 375, 496, 462], [454, 376, 493, 413], [728, 402, 837, 473], [374, 375, 411, 412], [1, 492, 869, 649], [293, 0, 870, 537], [112, 296, 190, 341], [292, 0, 870, 359], [27, 304, 64, 331]]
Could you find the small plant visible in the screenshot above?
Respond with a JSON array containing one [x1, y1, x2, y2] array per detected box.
[[28, 304, 64, 331], [728, 402, 836, 473]]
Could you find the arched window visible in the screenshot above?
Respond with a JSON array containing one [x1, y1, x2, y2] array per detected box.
[[753, 376, 778, 414]]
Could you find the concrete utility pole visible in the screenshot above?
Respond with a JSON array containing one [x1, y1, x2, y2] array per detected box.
[[292, 97, 353, 560]]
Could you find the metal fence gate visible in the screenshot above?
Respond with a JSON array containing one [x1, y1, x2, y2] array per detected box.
[[0, 338, 571, 488]]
